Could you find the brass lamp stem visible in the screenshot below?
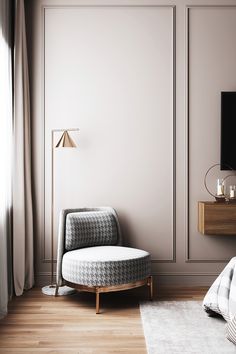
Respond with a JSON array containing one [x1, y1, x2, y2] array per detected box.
[[51, 130, 54, 285], [50, 128, 79, 286]]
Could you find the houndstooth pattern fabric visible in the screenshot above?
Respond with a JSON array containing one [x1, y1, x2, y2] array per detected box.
[[65, 211, 118, 251], [226, 316, 236, 345], [62, 246, 151, 286]]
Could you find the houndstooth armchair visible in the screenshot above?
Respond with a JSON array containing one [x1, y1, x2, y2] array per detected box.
[[56, 207, 153, 313]]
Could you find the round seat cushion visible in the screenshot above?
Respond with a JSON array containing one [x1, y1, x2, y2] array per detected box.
[[62, 246, 151, 287]]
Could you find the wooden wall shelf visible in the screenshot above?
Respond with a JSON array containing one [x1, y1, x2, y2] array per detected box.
[[198, 201, 236, 235]]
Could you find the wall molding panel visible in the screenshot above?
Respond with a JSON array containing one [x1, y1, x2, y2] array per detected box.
[[185, 5, 236, 263], [40, 4, 177, 264], [27, 0, 236, 287]]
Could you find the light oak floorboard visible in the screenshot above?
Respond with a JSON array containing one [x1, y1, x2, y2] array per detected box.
[[0, 287, 208, 354]]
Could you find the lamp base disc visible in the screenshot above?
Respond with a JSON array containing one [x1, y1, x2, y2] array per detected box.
[[41, 285, 76, 296]]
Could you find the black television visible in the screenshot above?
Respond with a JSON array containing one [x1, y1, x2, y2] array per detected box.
[[221, 91, 236, 170]]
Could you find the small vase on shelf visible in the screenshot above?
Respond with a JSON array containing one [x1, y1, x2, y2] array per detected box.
[[229, 185, 236, 203], [215, 178, 226, 202]]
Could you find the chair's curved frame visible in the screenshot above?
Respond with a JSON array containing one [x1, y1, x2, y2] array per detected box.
[[57, 277, 153, 314], [55, 207, 153, 313]]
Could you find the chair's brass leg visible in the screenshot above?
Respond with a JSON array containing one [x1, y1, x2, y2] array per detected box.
[[147, 276, 153, 301], [96, 289, 100, 314], [55, 284, 59, 297]]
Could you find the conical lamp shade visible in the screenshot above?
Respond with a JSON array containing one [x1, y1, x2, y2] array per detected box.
[[55, 131, 77, 148]]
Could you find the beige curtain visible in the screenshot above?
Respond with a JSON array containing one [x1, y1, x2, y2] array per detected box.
[[13, 0, 34, 296], [0, 0, 13, 318]]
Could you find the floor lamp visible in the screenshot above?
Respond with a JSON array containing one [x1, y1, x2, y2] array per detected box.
[[42, 128, 79, 296]]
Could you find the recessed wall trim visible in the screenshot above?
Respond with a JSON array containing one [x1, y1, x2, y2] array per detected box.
[[185, 5, 236, 263], [40, 4, 177, 264]]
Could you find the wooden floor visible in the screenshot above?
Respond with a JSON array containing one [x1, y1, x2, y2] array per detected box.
[[0, 286, 208, 354]]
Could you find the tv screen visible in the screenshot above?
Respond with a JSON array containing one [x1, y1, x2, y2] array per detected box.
[[221, 92, 236, 170]]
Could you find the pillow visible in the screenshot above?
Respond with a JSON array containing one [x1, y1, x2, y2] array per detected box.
[[65, 211, 118, 251]]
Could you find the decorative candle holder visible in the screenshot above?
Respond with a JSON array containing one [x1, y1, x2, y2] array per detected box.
[[204, 163, 234, 203], [229, 185, 236, 200], [216, 178, 225, 201], [222, 174, 236, 202]]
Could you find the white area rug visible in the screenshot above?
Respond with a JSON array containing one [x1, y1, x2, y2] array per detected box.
[[140, 300, 236, 354]]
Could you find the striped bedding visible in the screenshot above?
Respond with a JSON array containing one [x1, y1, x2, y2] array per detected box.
[[203, 257, 236, 345]]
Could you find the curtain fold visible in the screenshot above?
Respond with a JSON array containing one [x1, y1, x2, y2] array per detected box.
[[0, 0, 13, 318], [13, 0, 34, 296], [0, 0, 34, 315]]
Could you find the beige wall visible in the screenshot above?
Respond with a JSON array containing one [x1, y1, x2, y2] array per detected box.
[[26, 0, 236, 286]]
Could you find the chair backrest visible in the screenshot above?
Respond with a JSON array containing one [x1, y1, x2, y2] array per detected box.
[[65, 210, 118, 251]]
